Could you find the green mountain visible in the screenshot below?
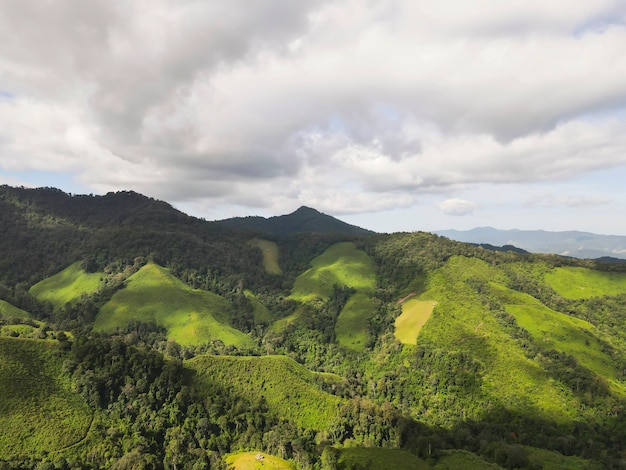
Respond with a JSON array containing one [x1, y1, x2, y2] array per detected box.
[[216, 205, 375, 235], [2, 185, 626, 469]]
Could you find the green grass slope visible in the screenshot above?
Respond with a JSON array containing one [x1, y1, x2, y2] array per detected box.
[[545, 266, 626, 299], [249, 238, 282, 275], [0, 337, 92, 459], [417, 256, 579, 424], [0, 298, 32, 320], [187, 354, 343, 430], [335, 292, 375, 352], [335, 447, 500, 470], [289, 242, 376, 302], [524, 446, 603, 470], [94, 263, 252, 347], [500, 286, 624, 394], [29, 262, 103, 308]]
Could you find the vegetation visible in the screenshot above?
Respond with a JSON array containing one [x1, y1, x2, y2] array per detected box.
[[94, 263, 253, 347], [188, 354, 343, 430], [394, 299, 437, 345], [0, 299, 32, 320], [290, 242, 376, 302], [0, 337, 91, 459], [545, 266, 626, 299], [4, 186, 626, 468], [335, 292, 375, 352], [249, 238, 283, 275], [29, 262, 103, 309], [224, 451, 295, 469]]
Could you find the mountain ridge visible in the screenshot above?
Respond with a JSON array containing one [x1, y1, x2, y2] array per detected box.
[[216, 205, 375, 236], [436, 226, 626, 260]]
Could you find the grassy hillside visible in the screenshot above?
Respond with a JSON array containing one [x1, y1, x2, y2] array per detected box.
[[394, 299, 437, 345], [29, 262, 103, 308], [94, 263, 252, 347], [417, 256, 579, 424], [244, 289, 274, 323], [0, 298, 32, 319], [335, 292, 375, 352], [0, 337, 92, 459], [501, 286, 624, 394], [289, 242, 376, 302], [187, 354, 343, 430], [335, 447, 500, 470], [545, 266, 626, 299], [249, 238, 282, 275], [225, 451, 295, 469]]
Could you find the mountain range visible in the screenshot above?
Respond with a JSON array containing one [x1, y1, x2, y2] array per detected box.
[[436, 226, 626, 260], [2, 184, 626, 469]]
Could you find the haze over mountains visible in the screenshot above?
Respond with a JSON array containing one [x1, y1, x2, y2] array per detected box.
[[436, 227, 626, 260]]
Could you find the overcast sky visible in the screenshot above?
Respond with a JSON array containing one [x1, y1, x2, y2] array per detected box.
[[1, 1, 626, 234]]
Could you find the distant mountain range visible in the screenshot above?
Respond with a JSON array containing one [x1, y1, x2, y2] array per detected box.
[[436, 227, 626, 260], [216, 206, 374, 236]]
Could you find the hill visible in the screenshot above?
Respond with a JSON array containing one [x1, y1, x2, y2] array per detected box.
[[29, 261, 104, 309], [437, 226, 626, 259], [93, 263, 252, 347], [0, 337, 91, 459], [3, 185, 626, 468], [216, 206, 374, 236], [187, 354, 343, 430]]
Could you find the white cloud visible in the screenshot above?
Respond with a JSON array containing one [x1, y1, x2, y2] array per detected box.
[[1, 0, 626, 221], [438, 198, 479, 216]]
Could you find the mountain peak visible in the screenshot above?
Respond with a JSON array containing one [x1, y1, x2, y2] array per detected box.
[[217, 206, 374, 236]]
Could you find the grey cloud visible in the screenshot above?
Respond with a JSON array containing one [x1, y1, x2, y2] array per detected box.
[[2, 0, 626, 217]]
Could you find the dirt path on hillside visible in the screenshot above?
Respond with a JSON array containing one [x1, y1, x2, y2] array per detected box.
[[397, 292, 416, 304]]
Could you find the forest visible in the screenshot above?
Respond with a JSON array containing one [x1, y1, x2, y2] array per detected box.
[[2, 185, 626, 469]]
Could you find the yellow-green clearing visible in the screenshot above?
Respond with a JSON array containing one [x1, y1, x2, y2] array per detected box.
[[289, 242, 376, 302], [0, 337, 92, 459], [249, 238, 282, 275], [524, 446, 603, 469], [29, 262, 104, 308], [187, 354, 343, 430], [335, 292, 376, 352], [94, 263, 252, 347], [394, 299, 437, 344], [225, 451, 294, 470], [545, 266, 626, 299]]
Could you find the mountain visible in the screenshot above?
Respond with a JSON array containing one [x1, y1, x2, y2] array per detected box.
[[3, 184, 626, 469], [436, 226, 626, 260], [216, 205, 375, 235]]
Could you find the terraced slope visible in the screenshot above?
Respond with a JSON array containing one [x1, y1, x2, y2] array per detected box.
[[29, 262, 103, 308], [94, 263, 252, 347], [0, 337, 91, 459], [187, 354, 343, 430]]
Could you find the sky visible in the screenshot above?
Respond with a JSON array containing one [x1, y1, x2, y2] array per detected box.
[[1, 1, 626, 235]]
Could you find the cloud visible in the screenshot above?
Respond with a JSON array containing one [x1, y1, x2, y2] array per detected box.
[[438, 198, 479, 216], [1, 0, 626, 217]]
